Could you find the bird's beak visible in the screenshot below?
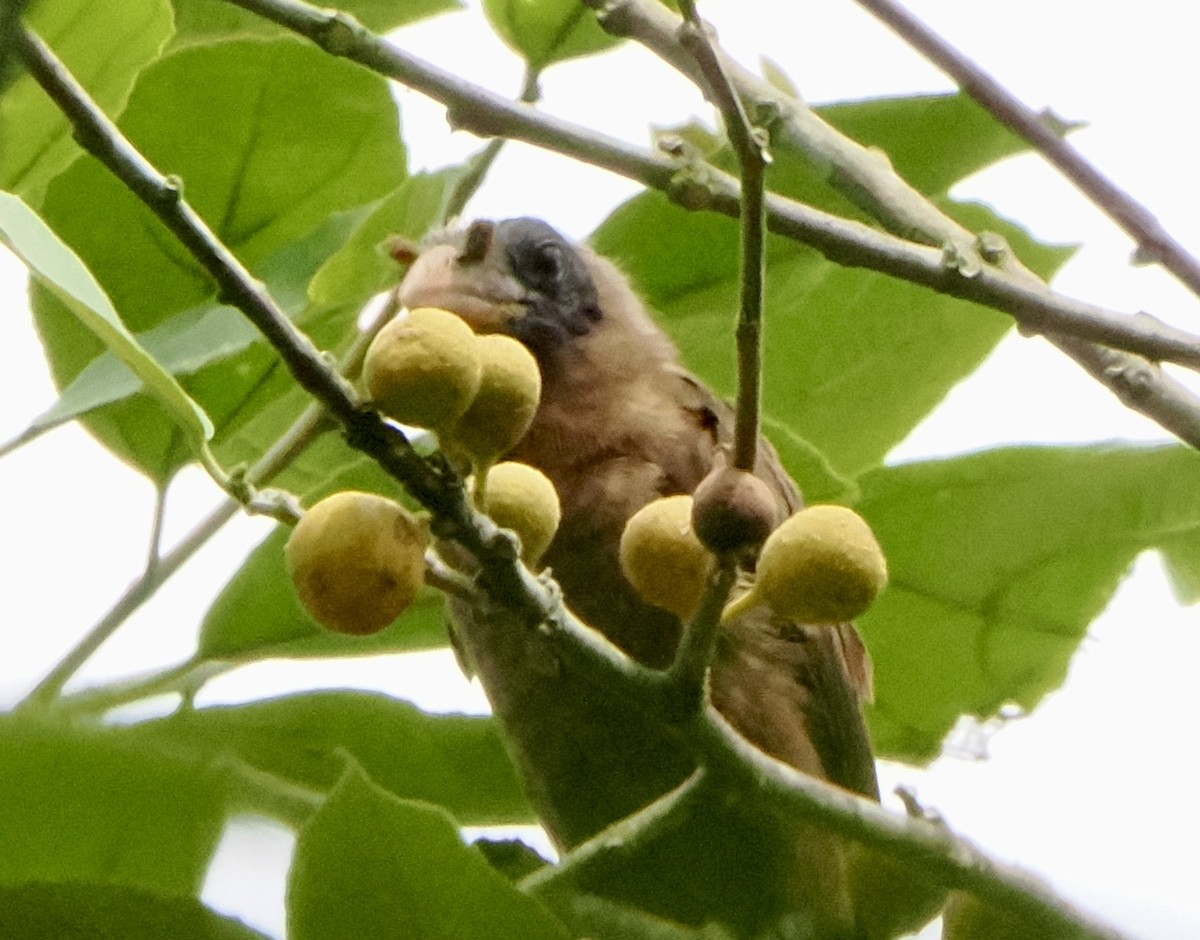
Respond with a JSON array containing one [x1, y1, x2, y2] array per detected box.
[[397, 220, 527, 334]]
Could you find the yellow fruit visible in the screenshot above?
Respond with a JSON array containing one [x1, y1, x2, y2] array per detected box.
[[362, 307, 482, 433], [724, 504, 886, 624], [619, 495, 712, 620], [447, 333, 541, 470], [480, 461, 561, 565], [285, 491, 429, 636]]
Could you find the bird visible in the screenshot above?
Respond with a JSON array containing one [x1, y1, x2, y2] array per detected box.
[[397, 216, 887, 937]]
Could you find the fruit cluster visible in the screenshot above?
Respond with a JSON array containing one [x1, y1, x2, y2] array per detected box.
[[620, 464, 887, 627], [362, 306, 541, 481], [285, 307, 560, 636], [285, 304, 886, 637]]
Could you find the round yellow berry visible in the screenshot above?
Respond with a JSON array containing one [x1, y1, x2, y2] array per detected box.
[[753, 504, 887, 624], [447, 333, 541, 468], [619, 494, 712, 620], [285, 491, 429, 636], [362, 307, 482, 433], [480, 461, 561, 565]]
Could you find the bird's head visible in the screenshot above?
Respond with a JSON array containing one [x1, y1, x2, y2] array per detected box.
[[398, 217, 603, 366]]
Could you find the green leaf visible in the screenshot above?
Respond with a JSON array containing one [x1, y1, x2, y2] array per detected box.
[[20, 208, 367, 454], [0, 882, 270, 939], [0, 882, 272, 940], [483, 0, 620, 69], [820, 92, 1066, 201], [0, 0, 173, 205], [170, 0, 461, 46], [0, 192, 214, 450], [0, 716, 226, 894], [199, 457, 448, 661], [592, 93, 1074, 478], [288, 763, 568, 940], [309, 167, 472, 310], [124, 692, 533, 826], [32, 37, 404, 479], [857, 444, 1200, 762], [25, 302, 255, 434], [41, 37, 404, 324]]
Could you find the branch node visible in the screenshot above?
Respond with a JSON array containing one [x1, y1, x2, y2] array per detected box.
[[668, 165, 719, 211], [941, 240, 983, 279], [160, 174, 184, 204], [589, 0, 632, 37], [312, 9, 362, 56], [975, 231, 1009, 265]]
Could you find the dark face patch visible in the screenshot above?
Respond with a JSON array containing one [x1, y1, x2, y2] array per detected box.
[[495, 218, 602, 361]]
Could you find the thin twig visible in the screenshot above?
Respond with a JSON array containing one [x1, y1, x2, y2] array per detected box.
[[145, 479, 170, 573], [664, 559, 737, 717], [52, 656, 234, 718], [519, 768, 708, 896], [675, 0, 766, 473], [17, 283, 386, 712], [442, 65, 543, 223], [579, 0, 1200, 451], [854, 0, 1200, 302], [423, 549, 480, 603], [19, 498, 241, 709], [584, 0, 981, 256]]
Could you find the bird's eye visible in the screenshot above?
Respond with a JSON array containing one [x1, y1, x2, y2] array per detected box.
[[515, 241, 564, 292]]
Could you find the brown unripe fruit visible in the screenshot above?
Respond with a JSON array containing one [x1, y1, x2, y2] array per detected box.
[[285, 491, 429, 636], [619, 494, 712, 620], [691, 459, 780, 554]]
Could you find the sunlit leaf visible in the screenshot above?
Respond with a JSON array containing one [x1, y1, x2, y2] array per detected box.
[[0, 0, 173, 205], [0, 192, 213, 450], [857, 444, 1200, 761], [483, 0, 620, 69], [24, 302, 254, 434], [170, 0, 461, 45]]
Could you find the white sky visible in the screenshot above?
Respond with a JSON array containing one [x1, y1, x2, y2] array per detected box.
[[2, 1, 1199, 938]]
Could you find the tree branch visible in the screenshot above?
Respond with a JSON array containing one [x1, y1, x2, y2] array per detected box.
[[853, 0, 1200, 302], [693, 705, 1130, 940], [583, 0, 982, 258], [222, 0, 1200, 452], [519, 768, 709, 897]]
